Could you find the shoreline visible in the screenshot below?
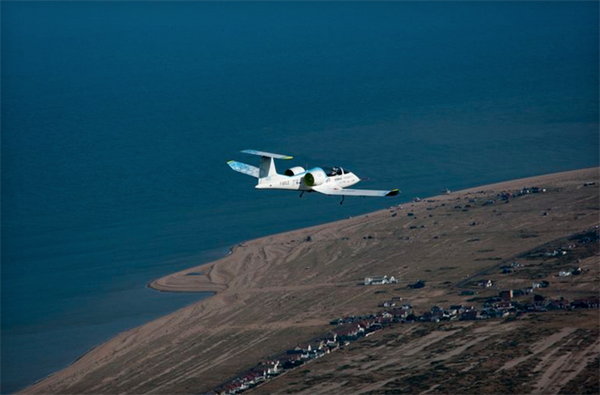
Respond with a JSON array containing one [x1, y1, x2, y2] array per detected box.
[[148, 167, 599, 295], [21, 167, 599, 394]]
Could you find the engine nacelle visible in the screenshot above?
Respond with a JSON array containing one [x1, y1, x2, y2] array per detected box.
[[304, 168, 327, 187], [284, 166, 306, 177]]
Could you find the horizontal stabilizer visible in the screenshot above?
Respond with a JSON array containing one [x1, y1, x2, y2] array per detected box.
[[312, 184, 400, 197], [241, 149, 293, 160], [227, 160, 260, 178]]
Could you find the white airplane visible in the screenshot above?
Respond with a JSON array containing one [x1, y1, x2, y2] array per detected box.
[[227, 149, 399, 204]]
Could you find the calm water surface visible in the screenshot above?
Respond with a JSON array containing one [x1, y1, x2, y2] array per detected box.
[[2, 2, 598, 393]]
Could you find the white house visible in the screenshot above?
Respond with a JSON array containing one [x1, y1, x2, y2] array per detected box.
[[364, 275, 398, 285], [266, 360, 280, 376], [479, 279, 494, 288]]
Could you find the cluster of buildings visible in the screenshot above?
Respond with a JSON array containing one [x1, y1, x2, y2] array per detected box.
[[208, 288, 599, 395], [209, 311, 398, 395], [209, 287, 599, 395], [481, 185, 548, 206], [207, 225, 598, 395], [415, 292, 600, 323]]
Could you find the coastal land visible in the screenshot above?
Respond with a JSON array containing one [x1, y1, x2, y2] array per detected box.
[[22, 168, 599, 395]]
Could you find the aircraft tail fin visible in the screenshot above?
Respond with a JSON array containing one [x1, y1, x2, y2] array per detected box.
[[240, 149, 293, 181], [259, 156, 278, 179]]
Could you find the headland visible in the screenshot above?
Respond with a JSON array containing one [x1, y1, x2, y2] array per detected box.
[[22, 168, 599, 394]]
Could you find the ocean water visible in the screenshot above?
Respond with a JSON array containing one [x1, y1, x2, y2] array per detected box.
[[1, 2, 598, 393]]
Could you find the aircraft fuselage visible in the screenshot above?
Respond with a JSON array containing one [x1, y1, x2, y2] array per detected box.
[[255, 168, 361, 192]]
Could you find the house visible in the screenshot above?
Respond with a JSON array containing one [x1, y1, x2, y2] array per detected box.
[[545, 249, 567, 257], [287, 346, 302, 355], [365, 276, 384, 285], [300, 351, 311, 360], [478, 309, 492, 319], [449, 305, 467, 314], [323, 333, 338, 349], [408, 280, 425, 289], [282, 354, 304, 369], [287, 344, 312, 354], [479, 279, 494, 288], [217, 382, 244, 395], [499, 290, 513, 300], [571, 299, 600, 309], [380, 311, 393, 319], [540, 280, 550, 288], [404, 313, 418, 322], [558, 269, 572, 277], [459, 310, 479, 321], [240, 374, 254, 386], [495, 301, 513, 310], [335, 323, 363, 341], [390, 308, 410, 319], [420, 312, 441, 322], [547, 299, 569, 310], [262, 360, 281, 376], [364, 275, 397, 285], [249, 371, 266, 384], [325, 339, 338, 349], [309, 339, 325, 351]]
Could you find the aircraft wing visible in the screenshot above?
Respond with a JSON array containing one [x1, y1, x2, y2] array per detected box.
[[312, 184, 400, 197], [227, 160, 260, 178]]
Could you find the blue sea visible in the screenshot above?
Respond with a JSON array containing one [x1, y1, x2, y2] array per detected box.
[[1, 2, 598, 393]]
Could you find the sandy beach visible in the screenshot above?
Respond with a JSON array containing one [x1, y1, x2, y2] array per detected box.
[[22, 167, 599, 394]]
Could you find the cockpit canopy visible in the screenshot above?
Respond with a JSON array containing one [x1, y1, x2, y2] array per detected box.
[[321, 166, 349, 176]]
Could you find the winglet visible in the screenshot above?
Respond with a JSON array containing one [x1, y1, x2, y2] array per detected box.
[[386, 189, 400, 197]]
